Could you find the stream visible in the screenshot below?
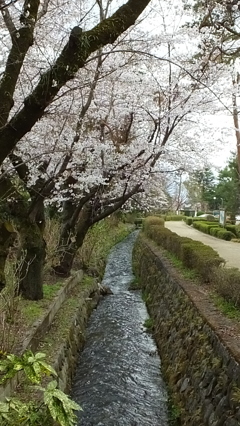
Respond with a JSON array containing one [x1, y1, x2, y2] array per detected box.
[[71, 231, 169, 426]]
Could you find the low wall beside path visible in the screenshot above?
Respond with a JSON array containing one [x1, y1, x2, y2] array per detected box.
[[133, 234, 240, 426]]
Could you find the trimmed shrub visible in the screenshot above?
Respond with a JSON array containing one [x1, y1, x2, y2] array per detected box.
[[209, 227, 220, 237], [165, 215, 187, 221], [193, 221, 219, 235], [213, 267, 240, 308], [225, 225, 237, 236], [180, 242, 223, 282], [235, 225, 240, 238], [185, 217, 193, 226], [143, 216, 165, 234], [144, 224, 173, 248], [143, 221, 223, 283], [192, 217, 216, 223], [215, 229, 235, 241]]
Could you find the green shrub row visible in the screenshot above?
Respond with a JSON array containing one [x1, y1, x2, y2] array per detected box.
[[193, 221, 219, 234], [184, 217, 218, 226], [143, 220, 223, 282], [151, 214, 187, 221], [228, 224, 240, 237], [190, 221, 235, 241], [209, 227, 235, 240], [165, 215, 187, 221], [143, 216, 240, 311]]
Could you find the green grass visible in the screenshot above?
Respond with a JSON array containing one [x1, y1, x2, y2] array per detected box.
[[142, 290, 151, 303], [164, 251, 199, 281], [21, 302, 44, 324], [211, 294, 240, 320], [169, 402, 181, 424], [39, 276, 97, 362], [43, 282, 62, 299], [21, 282, 63, 325], [128, 277, 140, 290], [143, 317, 153, 329], [81, 275, 96, 288]]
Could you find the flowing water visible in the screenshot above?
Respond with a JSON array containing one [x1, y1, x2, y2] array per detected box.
[[71, 232, 169, 426]]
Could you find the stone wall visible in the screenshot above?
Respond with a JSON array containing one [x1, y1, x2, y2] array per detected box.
[[53, 288, 100, 393], [0, 273, 100, 400], [133, 235, 240, 426]]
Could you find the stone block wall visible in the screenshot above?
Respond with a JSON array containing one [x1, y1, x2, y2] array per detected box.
[[133, 235, 240, 426]]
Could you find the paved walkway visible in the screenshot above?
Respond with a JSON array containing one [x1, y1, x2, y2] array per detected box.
[[165, 221, 240, 270]]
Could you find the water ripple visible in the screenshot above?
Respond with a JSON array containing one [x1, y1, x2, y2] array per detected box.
[[71, 232, 169, 425]]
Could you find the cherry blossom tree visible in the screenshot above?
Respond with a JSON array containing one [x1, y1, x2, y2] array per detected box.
[[0, 0, 231, 298], [0, 0, 153, 298]]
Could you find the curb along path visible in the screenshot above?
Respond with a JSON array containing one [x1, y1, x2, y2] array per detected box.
[[165, 221, 240, 270]]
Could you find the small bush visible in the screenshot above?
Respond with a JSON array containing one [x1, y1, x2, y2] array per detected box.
[[209, 227, 220, 237], [185, 217, 193, 226], [213, 267, 240, 308], [180, 242, 223, 282], [144, 225, 172, 248], [215, 229, 235, 241], [225, 225, 237, 236], [143, 216, 165, 234], [235, 225, 240, 238]]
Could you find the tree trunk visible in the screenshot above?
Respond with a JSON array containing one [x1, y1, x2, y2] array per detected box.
[[17, 201, 46, 301], [18, 219, 46, 300], [232, 73, 240, 177], [57, 200, 77, 257], [0, 222, 16, 291], [54, 204, 92, 277]]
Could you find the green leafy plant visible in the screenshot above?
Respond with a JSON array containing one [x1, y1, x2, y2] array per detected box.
[[38, 380, 81, 426], [0, 351, 56, 384], [0, 351, 81, 426], [143, 317, 153, 330]]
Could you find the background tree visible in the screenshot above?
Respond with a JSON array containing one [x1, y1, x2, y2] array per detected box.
[[215, 157, 240, 216], [185, 168, 217, 210]]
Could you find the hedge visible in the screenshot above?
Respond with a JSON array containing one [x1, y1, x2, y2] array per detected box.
[[208, 227, 235, 240], [165, 215, 187, 221], [143, 220, 223, 282], [192, 221, 219, 234], [225, 225, 237, 236], [215, 229, 235, 241], [192, 221, 235, 241], [185, 217, 193, 226], [143, 216, 165, 234], [142, 215, 240, 311], [213, 267, 240, 309]]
